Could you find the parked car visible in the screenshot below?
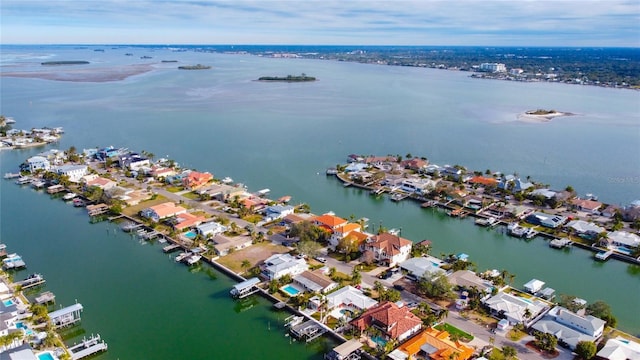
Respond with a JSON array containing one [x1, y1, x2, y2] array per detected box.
[[393, 284, 404, 291], [314, 256, 327, 263]]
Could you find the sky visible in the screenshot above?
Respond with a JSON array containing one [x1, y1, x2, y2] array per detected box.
[[1, 0, 639, 47]]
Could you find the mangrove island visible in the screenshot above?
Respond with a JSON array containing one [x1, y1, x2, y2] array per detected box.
[[178, 64, 211, 70], [257, 73, 316, 82], [41, 61, 90, 66]]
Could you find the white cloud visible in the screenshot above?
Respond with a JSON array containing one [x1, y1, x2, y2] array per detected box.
[[1, 0, 638, 46]]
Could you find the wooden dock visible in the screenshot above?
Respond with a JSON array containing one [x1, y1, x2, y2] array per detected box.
[[290, 319, 327, 342], [35, 291, 56, 304], [163, 244, 182, 253], [68, 334, 108, 359], [86, 203, 110, 216]]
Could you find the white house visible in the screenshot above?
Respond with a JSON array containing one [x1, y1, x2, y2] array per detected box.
[[399, 256, 445, 280], [530, 306, 606, 350], [596, 336, 640, 360], [325, 286, 377, 311], [261, 253, 308, 280], [400, 178, 438, 195], [196, 222, 227, 237], [26, 156, 50, 172], [607, 231, 640, 249], [483, 292, 548, 325], [54, 164, 88, 182], [566, 220, 605, 236], [523, 279, 545, 294], [292, 270, 338, 294], [362, 232, 412, 267]]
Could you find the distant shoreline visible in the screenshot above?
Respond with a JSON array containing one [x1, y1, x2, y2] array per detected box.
[[0, 64, 154, 82]]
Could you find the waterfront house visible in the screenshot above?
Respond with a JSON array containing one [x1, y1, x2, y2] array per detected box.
[[210, 234, 252, 256], [328, 222, 362, 250], [292, 270, 337, 294], [622, 204, 640, 222], [312, 213, 348, 234], [400, 178, 439, 195], [596, 336, 640, 360], [531, 188, 558, 199], [198, 183, 246, 202], [54, 164, 88, 182], [173, 212, 206, 231], [37, 149, 66, 164], [600, 204, 620, 218], [392, 327, 474, 360], [182, 171, 213, 190], [118, 153, 150, 171], [149, 166, 176, 180], [400, 158, 428, 171], [468, 176, 498, 187], [140, 202, 187, 222], [570, 198, 603, 213], [324, 339, 363, 360], [263, 205, 295, 222], [261, 253, 308, 280], [325, 286, 377, 312], [530, 306, 605, 350], [498, 176, 533, 193], [114, 188, 152, 206], [82, 174, 116, 191], [362, 232, 412, 267], [606, 231, 640, 249], [399, 256, 445, 280], [565, 220, 605, 237], [344, 163, 368, 173], [483, 291, 548, 325], [525, 212, 567, 228], [351, 301, 422, 342], [196, 221, 227, 238], [26, 156, 50, 173], [447, 270, 494, 294], [363, 156, 397, 165]]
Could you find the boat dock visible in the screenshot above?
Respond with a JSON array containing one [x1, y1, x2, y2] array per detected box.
[[47, 184, 65, 194], [15, 176, 32, 185], [4, 172, 21, 179], [49, 303, 83, 328], [390, 192, 409, 201], [475, 217, 499, 227], [68, 334, 108, 359], [35, 291, 56, 304], [290, 319, 327, 342], [163, 244, 182, 253], [284, 315, 304, 328], [595, 249, 613, 261], [549, 238, 572, 249], [15, 273, 45, 289], [121, 222, 143, 232], [2, 253, 26, 270], [230, 277, 261, 299], [86, 203, 109, 216]]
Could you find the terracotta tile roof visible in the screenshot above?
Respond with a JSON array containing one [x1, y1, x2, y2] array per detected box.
[[469, 176, 498, 186], [336, 223, 361, 234], [150, 202, 187, 218], [174, 212, 206, 230], [346, 231, 370, 245], [570, 198, 603, 211], [369, 232, 412, 256], [398, 328, 474, 360], [313, 214, 348, 228], [182, 171, 213, 189], [351, 301, 422, 340]]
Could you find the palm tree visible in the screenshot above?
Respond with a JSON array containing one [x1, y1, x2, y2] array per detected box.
[[241, 259, 251, 273], [373, 281, 384, 297]]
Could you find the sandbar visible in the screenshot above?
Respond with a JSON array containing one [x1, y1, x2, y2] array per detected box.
[[517, 110, 574, 123], [0, 64, 154, 82]]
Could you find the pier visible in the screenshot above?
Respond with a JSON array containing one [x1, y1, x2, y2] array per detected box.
[[35, 291, 56, 305], [595, 249, 614, 261], [290, 319, 327, 342], [230, 277, 261, 299], [47, 184, 65, 194], [49, 303, 83, 328], [163, 244, 182, 253], [2, 253, 26, 270], [86, 203, 109, 216], [15, 273, 45, 289], [68, 334, 108, 359], [549, 238, 572, 249], [390, 192, 409, 202]]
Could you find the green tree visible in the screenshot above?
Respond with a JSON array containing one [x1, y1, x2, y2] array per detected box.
[[586, 300, 617, 327], [417, 273, 454, 300], [351, 268, 362, 285], [575, 341, 597, 360], [533, 331, 558, 352], [297, 240, 322, 258], [241, 259, 251, 273], [289, 220, 326, 243], [502, 345, 517, 359]]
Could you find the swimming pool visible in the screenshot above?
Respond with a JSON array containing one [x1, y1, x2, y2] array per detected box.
[[36, 351, 57, 360], [184, 231, 197, 240], [371, 335, 387, 347], [281, 285, 301, 296], [3, 299, 15, 307]]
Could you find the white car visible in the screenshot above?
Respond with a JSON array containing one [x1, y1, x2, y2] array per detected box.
[[315, 257, 327, 263]]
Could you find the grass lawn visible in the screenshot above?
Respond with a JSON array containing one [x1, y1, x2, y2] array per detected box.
[[242, 214, 263, 224], [121, 195, 169, 217], [435, 323, 474, 341], [166, 186, 184, 193], [182, 191, 200, 200], [216, 242, 290, 274], [507, 328, 527, 341]]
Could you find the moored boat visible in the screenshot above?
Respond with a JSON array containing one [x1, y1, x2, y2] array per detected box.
[[62, 192, 77, 201]]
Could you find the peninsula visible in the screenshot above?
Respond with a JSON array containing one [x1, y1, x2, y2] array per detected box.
[[257, 74, 316, 82], [178, 64, 211, 70]]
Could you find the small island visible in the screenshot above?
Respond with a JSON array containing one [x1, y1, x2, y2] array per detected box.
[[257, 73, 316, 82], [161, 60, 178, 63], [518, 109, 573, 122], [178, 64, 211, 70], [41, 61, 90, 66]]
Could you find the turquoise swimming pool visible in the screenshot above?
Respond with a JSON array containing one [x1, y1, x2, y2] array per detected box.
[[37, 352, 56, 360], [3, 299, 15, 307], [184, 231, 197, 240], [281, 284, 300, 296]]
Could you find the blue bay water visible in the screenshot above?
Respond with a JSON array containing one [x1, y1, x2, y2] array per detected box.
[[1, 46, 639, 357]]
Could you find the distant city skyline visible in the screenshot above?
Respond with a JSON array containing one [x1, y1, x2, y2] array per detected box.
[[1, 0, 639, 47]]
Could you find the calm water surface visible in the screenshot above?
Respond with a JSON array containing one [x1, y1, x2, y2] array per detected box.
[[1, 46, 639, 358]]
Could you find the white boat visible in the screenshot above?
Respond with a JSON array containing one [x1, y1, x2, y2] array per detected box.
[[174, 252, 190, 262], [4, 173, 20, 179], [186, 254, 202, 265], [15, 176, 32, 185], [221, 177, 233, 184], [62, 192, 77, 200]]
